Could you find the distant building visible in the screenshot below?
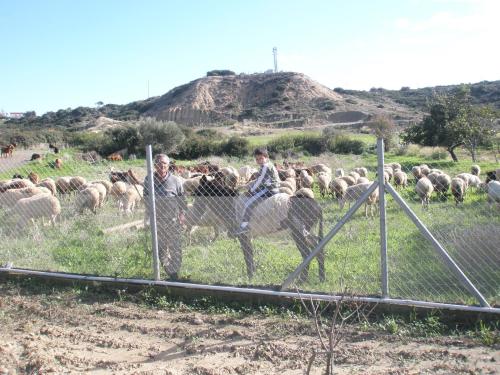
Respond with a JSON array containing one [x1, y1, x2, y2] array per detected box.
[[6, 112, 25, 119]]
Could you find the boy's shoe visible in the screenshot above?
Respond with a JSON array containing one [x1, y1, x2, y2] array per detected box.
[[233, 224, 250, 236]]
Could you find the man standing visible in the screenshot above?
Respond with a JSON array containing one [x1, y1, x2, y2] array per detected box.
[[144, 154, 187, 280]]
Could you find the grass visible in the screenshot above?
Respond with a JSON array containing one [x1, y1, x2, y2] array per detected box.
[[0, 144, 499, 308]]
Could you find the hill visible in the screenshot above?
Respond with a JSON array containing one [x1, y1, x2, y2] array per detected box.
[[142, 71, 421, 126], [336, 80, 500, 111], [4, 73, 499, 130]]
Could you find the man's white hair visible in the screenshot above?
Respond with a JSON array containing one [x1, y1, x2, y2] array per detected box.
[[155, 154, 169, 164]]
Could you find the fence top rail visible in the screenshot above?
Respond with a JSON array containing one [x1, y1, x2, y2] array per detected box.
[[1, 267, 499, 315]]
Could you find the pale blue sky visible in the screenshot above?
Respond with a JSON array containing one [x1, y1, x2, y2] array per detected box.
[[1, 0, 499, 115]]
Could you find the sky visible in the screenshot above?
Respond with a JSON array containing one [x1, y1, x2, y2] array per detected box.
[[1, 0, 499, 115]]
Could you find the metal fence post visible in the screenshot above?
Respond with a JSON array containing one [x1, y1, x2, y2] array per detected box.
[[377, 138, 389, 298], [146, 145, 161, 280]]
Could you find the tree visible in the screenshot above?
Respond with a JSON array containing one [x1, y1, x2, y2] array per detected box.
[[106, 125, 141, 155], [138, 117, 185, 155], [369, 115, 396, 152], [449, 105, 496, 162], [402, 86, 497, 162]]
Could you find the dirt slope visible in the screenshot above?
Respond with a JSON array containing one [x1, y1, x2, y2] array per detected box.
[[143, 72, 422, 126], [1, 283, 498, 374]]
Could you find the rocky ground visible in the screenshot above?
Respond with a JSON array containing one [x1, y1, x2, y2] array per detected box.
[[0, 281, 498, 374]]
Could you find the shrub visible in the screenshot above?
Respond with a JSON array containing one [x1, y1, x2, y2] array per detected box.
[[219, 136, 250, 158], [206, 69, 235, 77], [267, 134, 327, 156], [138, 117, 185, 155], [327, 135, 366, 155], [68, 132, 108, 153], [105, 125, 141, 155], [176, 136, 216, 159], [196, 129, 220, 138]]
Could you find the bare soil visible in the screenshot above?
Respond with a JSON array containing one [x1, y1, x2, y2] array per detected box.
[[0, 283, 498, 375]]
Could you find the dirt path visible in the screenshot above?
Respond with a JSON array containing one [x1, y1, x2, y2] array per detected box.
[[0, 283, 498, 374]]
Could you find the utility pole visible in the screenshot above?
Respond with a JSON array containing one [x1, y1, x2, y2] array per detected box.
[[273, 47, 278, 73], [147, 80, 150, 98]]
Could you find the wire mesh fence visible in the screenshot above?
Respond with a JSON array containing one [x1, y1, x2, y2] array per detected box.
[[0, 144, 152, 278], [0, 141, 498, 308]]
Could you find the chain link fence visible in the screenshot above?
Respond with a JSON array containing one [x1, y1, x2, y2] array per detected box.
[[0, 142, 498, 309]]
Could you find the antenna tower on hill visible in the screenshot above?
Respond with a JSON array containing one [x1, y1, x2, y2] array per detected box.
[[273, 47, 278, 73]]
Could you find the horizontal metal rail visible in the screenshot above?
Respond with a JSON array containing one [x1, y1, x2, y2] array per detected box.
[[1, 267, 498, 314]]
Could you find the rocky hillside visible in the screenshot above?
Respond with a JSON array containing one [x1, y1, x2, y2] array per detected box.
[[143, 72, 422, 126]]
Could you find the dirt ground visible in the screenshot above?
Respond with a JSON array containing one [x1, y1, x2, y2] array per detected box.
[[0, 282, 498, 375]]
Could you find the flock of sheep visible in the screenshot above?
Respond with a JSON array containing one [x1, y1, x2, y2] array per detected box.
[[0, 159, 499, 234], [0, 173, 144, 232]]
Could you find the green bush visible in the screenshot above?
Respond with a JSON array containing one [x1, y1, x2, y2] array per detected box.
[[176, 136, 217, 159], [219, 136, 250, 158], [267, 134, 327, 156], [138, 117, 185, 155], [327, 135, 366, 155]]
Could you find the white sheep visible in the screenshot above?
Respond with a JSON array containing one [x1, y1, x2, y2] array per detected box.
[[357, 177, 370, 185], [75, 186, 100, 214], [279, 180, 296, 193], [220, 166, 240, 188], [329, 178, 348, 201], [295, 188, 315, 199], [348, 171, 360, 182], [0, 187, 49, 209], [36, 178, 56, 196], [335, 168, 345, 177], [353, 167, 368, 177], [109, 181, 128, 206], [90, 182, 108, 207], [420, 165, 431, 176], [339, 175, 356, 186], [435, 174, 452, 196], [393, 171, 408, 189], [411, 166, 423, 182], [13, 193, 61, 229], [430, 168, 443, 175], [238, 165, 257, 184], [92, 180, 113, 194], [471, 164, 481, 176], [456, 173, 473, 189], [69, 176, 87, 193], [416, 177, 434, 209], [391, 162, 402, 172], [182, 175, 204, 195], [486, 181, 500, 209], [310, 163, 331, 175], [468, 175, 482, 189], [299, 169, 314, 189], [316, 172, 332, 198], [55, 176, 72, 195], [121, 184, 144, 214], [338, 182, 379, 217], [383, 167, 393, 181], [0, 179, 34, 192], [451, 177, 466, 205], [427, 172, 441, 189]]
